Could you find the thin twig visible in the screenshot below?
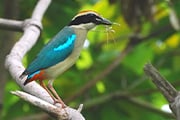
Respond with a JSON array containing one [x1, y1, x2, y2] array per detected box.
[[126, 97, 174, 118], [82, 91, 174, 118]]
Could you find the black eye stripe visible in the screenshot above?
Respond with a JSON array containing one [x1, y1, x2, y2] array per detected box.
[[68, 14, 102, 26]]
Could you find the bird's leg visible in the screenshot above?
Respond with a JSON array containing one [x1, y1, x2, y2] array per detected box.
[[48, 79, 66, 108], [39, 80, 57, 103]]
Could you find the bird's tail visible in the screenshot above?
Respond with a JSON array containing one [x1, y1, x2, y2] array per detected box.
[[22, 70, 46, 86], [19, 71, 27, 79], [19, 71, 30, 86], [23, 78, 31, 86]]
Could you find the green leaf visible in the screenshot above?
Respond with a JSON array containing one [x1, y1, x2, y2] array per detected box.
[[96, 81, 106, 93], [76, 50, 93, 70], [122, 43, 154, 75]]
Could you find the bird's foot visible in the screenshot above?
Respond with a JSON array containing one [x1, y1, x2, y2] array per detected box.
[[53, 99, 67, 108]]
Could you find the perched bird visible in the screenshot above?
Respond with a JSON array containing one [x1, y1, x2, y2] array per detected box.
[[20, 10, 112, 107]]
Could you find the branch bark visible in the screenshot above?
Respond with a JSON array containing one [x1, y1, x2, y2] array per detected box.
[[4, 0, 85, 119], [5, 0, 53, 105], [144, 63, 180, 119], [12, 91, 85, 120], [0, 19, 23, 31]]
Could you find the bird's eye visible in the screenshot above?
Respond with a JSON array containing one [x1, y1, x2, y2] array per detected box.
[[89, 13, 97, 18]]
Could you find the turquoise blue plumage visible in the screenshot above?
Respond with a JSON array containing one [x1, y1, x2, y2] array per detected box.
[[25, 26, 76, 75]]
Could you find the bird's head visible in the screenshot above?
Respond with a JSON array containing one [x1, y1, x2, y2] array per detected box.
[[68, 10, 112, 30]]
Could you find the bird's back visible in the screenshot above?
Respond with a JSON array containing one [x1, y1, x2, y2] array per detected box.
[[25, 26, 76, 75]]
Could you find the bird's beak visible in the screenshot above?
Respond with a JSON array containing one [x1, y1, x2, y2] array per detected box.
[[100, 18, 112, 25]]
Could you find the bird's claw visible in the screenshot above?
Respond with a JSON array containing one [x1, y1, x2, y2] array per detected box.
[[53, 99, 67, 108]]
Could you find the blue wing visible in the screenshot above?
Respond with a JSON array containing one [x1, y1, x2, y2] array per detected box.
[[25, 26, 76, 74]]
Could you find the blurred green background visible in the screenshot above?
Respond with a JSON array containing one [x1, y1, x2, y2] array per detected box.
[[0, 0, 180, 119]]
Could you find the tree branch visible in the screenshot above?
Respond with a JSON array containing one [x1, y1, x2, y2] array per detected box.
[[4, 0, 85, 119], [144, 63, 177, 102], [0, 19, 23, 31], [143, 63, 179, 117], [11, 91, 85, 120], [5, 0, 53, 105]]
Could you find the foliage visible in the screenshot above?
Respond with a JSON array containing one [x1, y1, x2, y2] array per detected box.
[[1, 0, 180, 119]]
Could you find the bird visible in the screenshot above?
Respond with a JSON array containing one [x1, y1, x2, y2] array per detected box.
[[20, 10, 112, 107]]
